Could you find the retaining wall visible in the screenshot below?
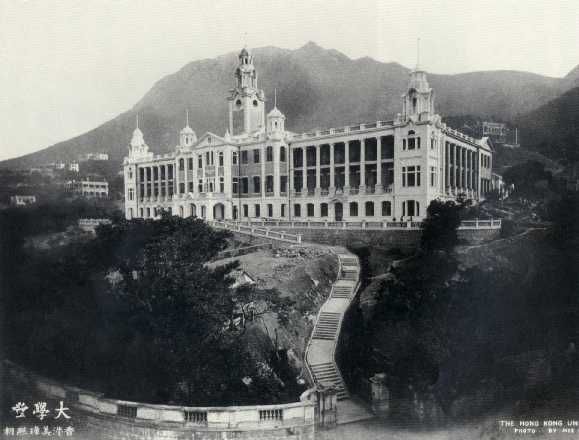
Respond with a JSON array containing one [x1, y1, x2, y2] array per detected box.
[[3, 360, 315, 440]]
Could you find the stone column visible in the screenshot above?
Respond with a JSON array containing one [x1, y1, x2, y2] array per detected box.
[[261, 144, 266, 196], [452, 145, 457, 190], [164, 165, 169, 199], [302, 147, 307, 193], [147, 167, 152, 198], [344, 142, 350, 191], [359, 139, 366, 194], [329, 143, 335, 194], [376, 137, 383, 194], [273, 144, 280, 197], [315, 144, 321, 195]]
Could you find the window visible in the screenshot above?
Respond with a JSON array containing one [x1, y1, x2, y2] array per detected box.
[[266, 146, 273, 162], [198, 156, 203, 169], [430, 166, 437, 187], [241, 177, 249, 194], [179, 182, 185, 194], [321, 203, 328, 217], [280, 175, 288, 193], [253, 149, 260, 164], [146, 207, 151, 218], [294, 204, 301, 217], [402, 166, 421, 187], [255, 204, 260, 218], [232, 151, 238, 165], [188, 158, 194, 170], [381, 201, 391, 216], [129, 168, 133, 179], [403, 200, 420, 218], [306, 146, 316, 166], [253, 99, 258, 107], [307, 203, 314, 217], [241, 151, 248, 164], [253, 176, 261, 193], [349, 202, 358, 217], [219, 177, 224, 193], [188, 181, 194, 192], [179, 206, 184, 217], [140, 208, 143, 217], [365, 201, 374, 216], [128, 188, 134, 201], [280, 146, 286, 162], [267, 204, 273, 217], [266, 175, 274, 193], [232, 178, 238, 194], [206, 152, 210, 165], [243, 204, 249, 217], [293, 149, 303, 168], [281, 204, 286, 217], [219, 152, 224, 166], [198, 179, 203, 193]]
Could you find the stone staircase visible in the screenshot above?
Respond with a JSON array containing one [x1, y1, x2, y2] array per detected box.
[[304, 248, 374, 423], [312, 312, 342, 340], [309, 362, 348, 400]]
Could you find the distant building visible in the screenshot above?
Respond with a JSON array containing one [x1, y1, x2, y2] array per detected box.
[[68, 162, 80, 172], [480, 122, 519, 147], [81, 153, 109, 161], [65, 179, 109, 198], [491, 173, 514, 200], [124, 47, 493, 222], [78, 218, 112, 232], [10, 195, 37, 207]]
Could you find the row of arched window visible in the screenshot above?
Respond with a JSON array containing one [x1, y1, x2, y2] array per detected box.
[[292, 201, 393, 218]]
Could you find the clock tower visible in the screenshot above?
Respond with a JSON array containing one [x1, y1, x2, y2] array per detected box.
[[228, 48, 266, 136]]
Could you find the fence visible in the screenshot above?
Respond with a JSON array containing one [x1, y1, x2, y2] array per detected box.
[[216, 218, 502, 231], [4, 360, 314, 431]]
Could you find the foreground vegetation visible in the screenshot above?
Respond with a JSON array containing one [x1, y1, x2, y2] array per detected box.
[[1, 211, 298, 405], [343, 179, 579, 422]]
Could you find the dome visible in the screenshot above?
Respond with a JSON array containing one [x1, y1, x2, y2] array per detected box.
[[239, 47, 249, 57], [180, 125, 195, 135], [267, 107, 285, 118], [130, 127, 145, 148]]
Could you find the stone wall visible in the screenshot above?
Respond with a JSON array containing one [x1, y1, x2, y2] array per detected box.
[[3, 360, 315, 440], [254, 227, 500, 250]]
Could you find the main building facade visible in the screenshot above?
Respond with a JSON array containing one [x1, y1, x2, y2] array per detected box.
[[123, 48, 493, 222]]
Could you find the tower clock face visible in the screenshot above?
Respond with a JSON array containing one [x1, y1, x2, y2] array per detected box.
[[253, 100, 258, 107], [236, 99, 242, 108]]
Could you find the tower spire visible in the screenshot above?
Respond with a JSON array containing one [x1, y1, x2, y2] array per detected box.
[[136, 113, 139, 130], [274, 87, 277, 108], [416, 37, 421, 70], [186, 108, 190, 127]]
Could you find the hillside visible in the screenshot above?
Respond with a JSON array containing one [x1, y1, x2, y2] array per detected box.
[[1, 42, 575, 169], [516, 86, 579, 163]]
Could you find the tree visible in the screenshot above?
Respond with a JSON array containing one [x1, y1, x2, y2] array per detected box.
[[420, 199, 463, 252]]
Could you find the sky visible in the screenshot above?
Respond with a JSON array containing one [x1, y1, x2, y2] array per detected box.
[[1, 0, 578, 161]]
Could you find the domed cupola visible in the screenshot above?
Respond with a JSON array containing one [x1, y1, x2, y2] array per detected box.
[[129, 114, 151, 159], [179, 110, 197, 148], [267, 90, 286, 140]]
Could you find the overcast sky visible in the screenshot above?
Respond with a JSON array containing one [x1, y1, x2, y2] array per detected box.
[[1, 0, 578, 161]]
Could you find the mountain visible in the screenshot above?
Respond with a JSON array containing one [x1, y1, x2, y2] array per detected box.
[[515, 86, 579, 163], [1, 42, 574, 169]]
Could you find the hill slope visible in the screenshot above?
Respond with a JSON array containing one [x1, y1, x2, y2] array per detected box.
[[515, 86, 579, 163], [1, 42, 574, 169]]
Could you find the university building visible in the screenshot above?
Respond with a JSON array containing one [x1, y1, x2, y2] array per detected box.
[[123, 48, 493, 222]]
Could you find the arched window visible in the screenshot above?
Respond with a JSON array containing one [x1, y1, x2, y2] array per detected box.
[[266, 146, 273, 162], [307, 203, 314, 217], [349, 202, 358, 217], [280, 146, 286, 162], [320, 203, 328, 217], [218, 152, 224, 166], [365, 201, 374, 216], [381, 201, 392, 216], [179, 158, 184, 171]]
